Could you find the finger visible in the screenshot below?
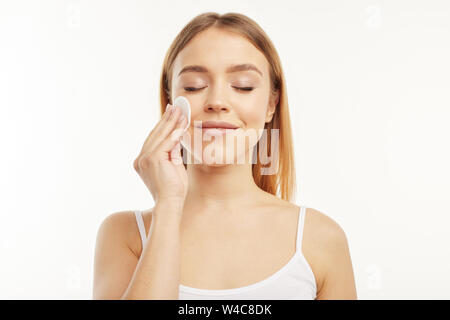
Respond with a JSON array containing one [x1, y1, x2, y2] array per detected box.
[[173, 143, 187, 180], [169, 114, 187, 166], [170, 140, 183, 165], [156, 114, 187, 156], [138, 103, 172, 155], [146, 105, 183, 152]]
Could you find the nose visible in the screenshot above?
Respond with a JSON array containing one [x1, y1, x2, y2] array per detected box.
[[203, 84, 230, 113], [204, 103, 229, 113]]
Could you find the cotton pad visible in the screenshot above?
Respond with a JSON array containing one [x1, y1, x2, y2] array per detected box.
[[173, 95, 203, 164], [173, 96, 191, 132]]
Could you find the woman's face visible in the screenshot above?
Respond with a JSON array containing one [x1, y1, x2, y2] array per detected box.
[[171, 27, 278, 165]]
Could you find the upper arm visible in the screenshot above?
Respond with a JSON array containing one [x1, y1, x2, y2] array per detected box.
[[93, 212, 139, 299], [310, 209, 357, 300]]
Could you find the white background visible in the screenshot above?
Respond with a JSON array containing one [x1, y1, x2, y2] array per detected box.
[[1, 0, 449, 299]]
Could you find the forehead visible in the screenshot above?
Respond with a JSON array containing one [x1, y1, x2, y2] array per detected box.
[[172, 27, 268, 77]]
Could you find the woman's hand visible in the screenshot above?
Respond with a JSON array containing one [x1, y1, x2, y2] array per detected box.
[[133, 104, 188, 207]]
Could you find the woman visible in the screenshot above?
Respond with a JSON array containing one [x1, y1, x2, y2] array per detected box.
[[93, 12, 357, 300]]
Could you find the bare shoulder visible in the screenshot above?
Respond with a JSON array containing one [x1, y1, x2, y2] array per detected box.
[[97, 211, 131, 241], [260, 196, 354, 295], [96, 209, 154, 258], [304, 207, 348, 247], [302, 207, 357, 299], [94, 210, 151, 299]]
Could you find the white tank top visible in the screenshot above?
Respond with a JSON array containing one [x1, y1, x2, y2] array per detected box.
[[134, 205, 317, 300]]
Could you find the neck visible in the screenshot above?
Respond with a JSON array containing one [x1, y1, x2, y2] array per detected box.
[[184, 163, 264, 211]]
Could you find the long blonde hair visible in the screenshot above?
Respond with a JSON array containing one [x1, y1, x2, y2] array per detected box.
[[159, 12, 296, 202]]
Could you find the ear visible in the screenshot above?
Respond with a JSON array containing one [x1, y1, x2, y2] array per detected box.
[[265, 90, 279, 123]]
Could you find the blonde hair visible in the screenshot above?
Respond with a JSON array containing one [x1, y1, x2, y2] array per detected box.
[[159, 12, 296, 202]]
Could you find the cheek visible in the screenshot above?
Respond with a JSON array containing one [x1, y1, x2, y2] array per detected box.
[[177, 92, 268, 130], [237, 99, 268, 129]]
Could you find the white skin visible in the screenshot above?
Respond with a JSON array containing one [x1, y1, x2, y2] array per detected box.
[[170, 26, 279, 212], [94, 26, 357, 300]]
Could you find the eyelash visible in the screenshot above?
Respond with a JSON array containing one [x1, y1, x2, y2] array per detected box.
[[184, 86, 254, 92]]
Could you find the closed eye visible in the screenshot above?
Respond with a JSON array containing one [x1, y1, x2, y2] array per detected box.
[[184, 86, 254, 92], [233, 86, 254, 92], [184, 87, 205, 92]]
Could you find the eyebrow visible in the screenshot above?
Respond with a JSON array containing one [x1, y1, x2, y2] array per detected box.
[[177, 63, 263, 77]]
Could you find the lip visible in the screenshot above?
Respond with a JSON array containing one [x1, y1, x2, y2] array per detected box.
[[195, 120, 240, 129], [202, 128, 237, 136]]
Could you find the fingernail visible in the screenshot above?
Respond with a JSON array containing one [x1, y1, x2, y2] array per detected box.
[[177, 114, 185, 123]]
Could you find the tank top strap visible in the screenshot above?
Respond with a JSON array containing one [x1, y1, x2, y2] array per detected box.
[[134, 210, 147, 248], [296, 206, 307, 252]]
